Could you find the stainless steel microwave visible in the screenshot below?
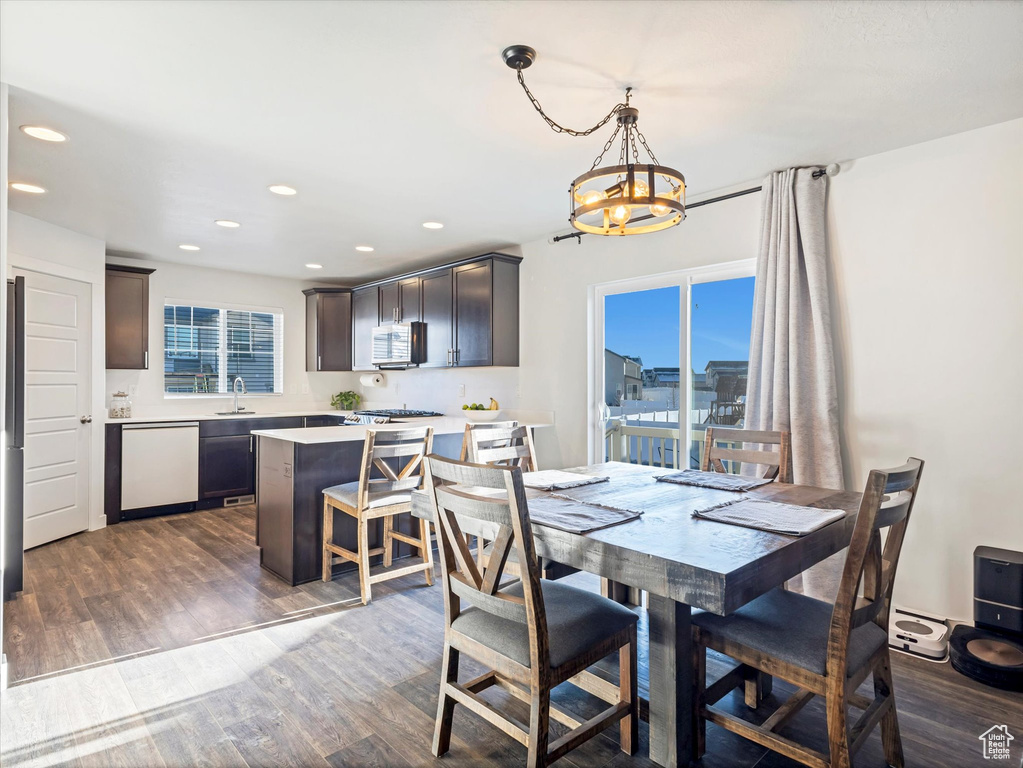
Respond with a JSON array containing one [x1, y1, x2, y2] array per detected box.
[[371, 322, 426, 367]]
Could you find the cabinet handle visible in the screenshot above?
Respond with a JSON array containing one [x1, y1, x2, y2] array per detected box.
[[317, 355, 322, 371], [455, 349, 460, 365], [144, 350, 148, 368], [250, 435, 254, 453]]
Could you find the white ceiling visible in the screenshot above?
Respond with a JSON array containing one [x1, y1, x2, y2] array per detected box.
[[3, 0, 1022, 282]]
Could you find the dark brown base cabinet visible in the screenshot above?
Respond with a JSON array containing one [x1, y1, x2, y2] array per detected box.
[[199, 435, 254, 499]]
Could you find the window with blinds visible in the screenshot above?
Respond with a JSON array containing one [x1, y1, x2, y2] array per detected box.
[[164, 304, 284, 395]]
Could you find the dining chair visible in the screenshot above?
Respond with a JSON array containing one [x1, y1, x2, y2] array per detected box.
[[701, 426, 793, 483], [459, 420, 520, 461], [462, 422, 534, 570], [425, 455, 639, 767], [691, 457, 924, 768], [465, 423, 538, 471], [459, 420, 518, 569], [321, 426, 435, 604]]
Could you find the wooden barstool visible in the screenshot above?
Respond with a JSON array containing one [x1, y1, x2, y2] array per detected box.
[[321, 426, 434, 604]]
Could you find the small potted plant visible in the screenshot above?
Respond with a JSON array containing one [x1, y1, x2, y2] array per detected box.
[[331, 390, 361, 411]]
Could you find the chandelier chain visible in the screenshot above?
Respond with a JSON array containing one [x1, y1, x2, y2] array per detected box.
[[516, 67, 626, 138], [590, 122, 623, 172], [636, 129, 660, 166]]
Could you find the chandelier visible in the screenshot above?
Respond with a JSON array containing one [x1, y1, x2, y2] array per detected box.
[[503, 45, 686, 237]]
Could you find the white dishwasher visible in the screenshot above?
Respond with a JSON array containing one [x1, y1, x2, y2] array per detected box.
[[121, 422, 200, 510]]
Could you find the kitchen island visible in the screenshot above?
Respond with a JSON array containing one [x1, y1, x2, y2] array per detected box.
[[252, 416, 548, 585]]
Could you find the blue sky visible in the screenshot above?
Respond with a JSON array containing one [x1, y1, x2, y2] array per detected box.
[[604, 277, 755, 370]]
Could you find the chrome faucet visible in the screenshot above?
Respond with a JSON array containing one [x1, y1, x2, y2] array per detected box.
[[232, 376, 247, 413]]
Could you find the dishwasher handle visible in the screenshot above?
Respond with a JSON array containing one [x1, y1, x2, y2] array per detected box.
[[122, 422, 200, 429]]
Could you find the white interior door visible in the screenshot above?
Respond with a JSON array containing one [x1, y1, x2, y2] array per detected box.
[[17, 269, 91, 549]]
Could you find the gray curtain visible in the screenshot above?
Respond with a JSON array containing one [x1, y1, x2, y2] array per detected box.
[[744, 168, 844, 597]]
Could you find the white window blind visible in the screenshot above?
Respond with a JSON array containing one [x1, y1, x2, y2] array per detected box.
[[164, 304, 284, 395]]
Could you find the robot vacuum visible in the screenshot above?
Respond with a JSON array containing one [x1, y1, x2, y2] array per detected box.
[[888, 606, 949, 661], [950, 624, 1023, 691]]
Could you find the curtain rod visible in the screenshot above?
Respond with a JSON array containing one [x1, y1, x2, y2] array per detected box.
[[551, 164, 838, 243]]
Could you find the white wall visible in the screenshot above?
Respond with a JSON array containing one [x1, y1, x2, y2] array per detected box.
[[105, 256, 353, 417], [512, 117, 1023, 621], [7, 211, 108, 533], [827, 118, 1023, 621]]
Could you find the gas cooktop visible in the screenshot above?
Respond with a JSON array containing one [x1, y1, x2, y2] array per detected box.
[[354, 409, 443, 418]]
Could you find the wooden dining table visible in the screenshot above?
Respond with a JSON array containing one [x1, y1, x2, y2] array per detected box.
[[410, 460, 862, 768]]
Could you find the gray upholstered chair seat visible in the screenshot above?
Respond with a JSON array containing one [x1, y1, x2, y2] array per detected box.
[[452, 580, 638, 669], [322, 481, 411, 510], [692, 587, 887, 677]]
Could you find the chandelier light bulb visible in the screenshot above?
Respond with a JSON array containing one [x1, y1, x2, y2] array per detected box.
[[609, 204, 631, 226], [581, 189, 606, 215], [649, 187, 676, 217], [630, 179, 650, 199], [649, 199, 672, 217]]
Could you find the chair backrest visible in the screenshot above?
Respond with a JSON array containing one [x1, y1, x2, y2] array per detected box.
[[459, 420, 519, 461], [701, 427, 792, 483], [467, 424, 538, 472], [355, 426, 434, 510], [827, 458, 924, 676], [425, 455, 548, 669]]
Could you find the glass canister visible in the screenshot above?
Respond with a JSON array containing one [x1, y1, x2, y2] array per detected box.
[[109, 391, 132, 419]]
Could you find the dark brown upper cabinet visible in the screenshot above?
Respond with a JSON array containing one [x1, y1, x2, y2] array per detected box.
[[420, 269, 454, 368], [105, 264, 155, 369], [303, 288, 352, 371], [452, 257, 519, 367], [378, 277, 421, 325], [351, 286, 379, 371], [345, 252, 520, 371]]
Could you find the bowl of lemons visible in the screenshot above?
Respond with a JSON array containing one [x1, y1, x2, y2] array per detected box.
[[463, 399, 503, 422]]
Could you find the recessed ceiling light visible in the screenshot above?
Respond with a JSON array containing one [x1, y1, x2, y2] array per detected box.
[[179, 244, 201, 251], [355, 245, 374, 252], [268, 184, 297, 196], [305, 263, 323, 269], [215, 219, 241, 228], [20, 125, 68, 142], [422, 221, 444, 229], [9, 182, 46, 194]]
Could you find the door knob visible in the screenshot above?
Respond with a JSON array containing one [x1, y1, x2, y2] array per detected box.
[[80, 415, 92, 423]]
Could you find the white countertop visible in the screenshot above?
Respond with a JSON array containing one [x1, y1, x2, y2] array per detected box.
[[251, 416, 552, 445], [108, 410, 354, 425]]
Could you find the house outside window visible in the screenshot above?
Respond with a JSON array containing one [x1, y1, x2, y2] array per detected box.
[[164, 303, 284, 395]]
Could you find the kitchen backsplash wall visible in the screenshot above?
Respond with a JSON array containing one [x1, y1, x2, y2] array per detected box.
[[354, 365, 522, 415]]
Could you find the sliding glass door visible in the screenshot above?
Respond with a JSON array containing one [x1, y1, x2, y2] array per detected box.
[[687, 275, 755, 470], [592, 261, 755, 467]]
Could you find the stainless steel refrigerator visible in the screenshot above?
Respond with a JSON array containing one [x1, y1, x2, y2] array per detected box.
[[4, 276, 25, 601]]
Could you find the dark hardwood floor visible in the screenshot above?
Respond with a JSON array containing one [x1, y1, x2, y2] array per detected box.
[[2, 505, 1019, 767]]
